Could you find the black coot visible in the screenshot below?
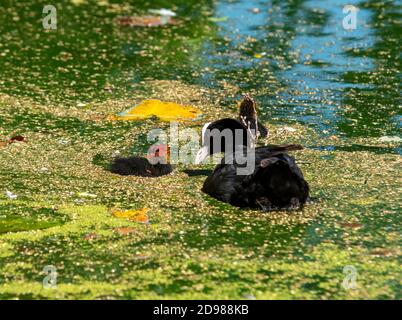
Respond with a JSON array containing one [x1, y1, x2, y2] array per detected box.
[[202, 144, 309, 210]]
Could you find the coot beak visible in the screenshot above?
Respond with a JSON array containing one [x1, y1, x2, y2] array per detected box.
[[195, 145, 209, 164]]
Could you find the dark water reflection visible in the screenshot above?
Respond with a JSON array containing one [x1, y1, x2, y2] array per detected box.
[[0, 0, 400, 139]]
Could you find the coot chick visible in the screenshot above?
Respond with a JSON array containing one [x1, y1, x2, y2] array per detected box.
[[110, 144, 173, 177], [195, 95, 268, 164], [202, 144, 309, 210]]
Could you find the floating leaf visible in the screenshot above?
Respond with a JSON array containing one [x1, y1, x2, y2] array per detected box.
[[114, 227, 137, 235], [208, 17, 228, 22], [149, 9, 176, 17], [278, 126, 297, 133], [111, 99, 202, 122], [77, 192, 97, 198], [0, 135, 26, 148], [378, 136, 402, 143], [338, 222, 363, 229], [133, 254, 151, 260], [0, 141, 8, 148], [5, 190, 17, 200], [117, 15, 177, 27], [112, 208, 149, 224], [253, 52, 266, 59], [370, 248, 398, 257], [249, 8, 261, 14], [242, 293, 256, 299], [10, 135, 26, 142], [83, 233, 99, 240]]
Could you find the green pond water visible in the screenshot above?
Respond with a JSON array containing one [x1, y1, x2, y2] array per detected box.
[[0, 0, 400, 299], [0, 0, 400, 139]]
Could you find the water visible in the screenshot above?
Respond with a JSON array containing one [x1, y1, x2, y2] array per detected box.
[[0, 1, 401, 300], [0, 0, 400, 138]]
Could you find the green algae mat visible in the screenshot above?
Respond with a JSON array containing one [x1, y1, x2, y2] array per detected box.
[[0, 86, 400, 299], [0, 0, 401, 299]]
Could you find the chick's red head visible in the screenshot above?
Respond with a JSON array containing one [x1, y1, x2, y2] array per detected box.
[[147, 144, 170, 164]]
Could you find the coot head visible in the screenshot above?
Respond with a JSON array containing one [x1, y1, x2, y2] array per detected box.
[[195, 119, 251, 164], [195, 95, 268, 164]]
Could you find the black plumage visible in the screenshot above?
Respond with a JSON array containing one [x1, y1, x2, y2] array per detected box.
[[110, 156, 173, 177], [199, 118, 250, 158], [195, 95, 309, 210], [202, 145, 309, 210]]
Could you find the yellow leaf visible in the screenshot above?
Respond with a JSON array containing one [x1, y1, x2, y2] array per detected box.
[[105, 114, 118, 121], [111, 208, 149, 223], [110, 99, 202, 122]]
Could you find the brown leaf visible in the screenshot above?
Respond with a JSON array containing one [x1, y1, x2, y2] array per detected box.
[[83, 233, 100, 240], [114, 227, 137, 235], [89, 114, 106, 121], [133, 254, 151, 260], [370, 248, 397, 257], [0, 141, 9, 148], [338, 222, 363, 229], [116, 16, 177, 27], [10, 135, 26, 143]]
